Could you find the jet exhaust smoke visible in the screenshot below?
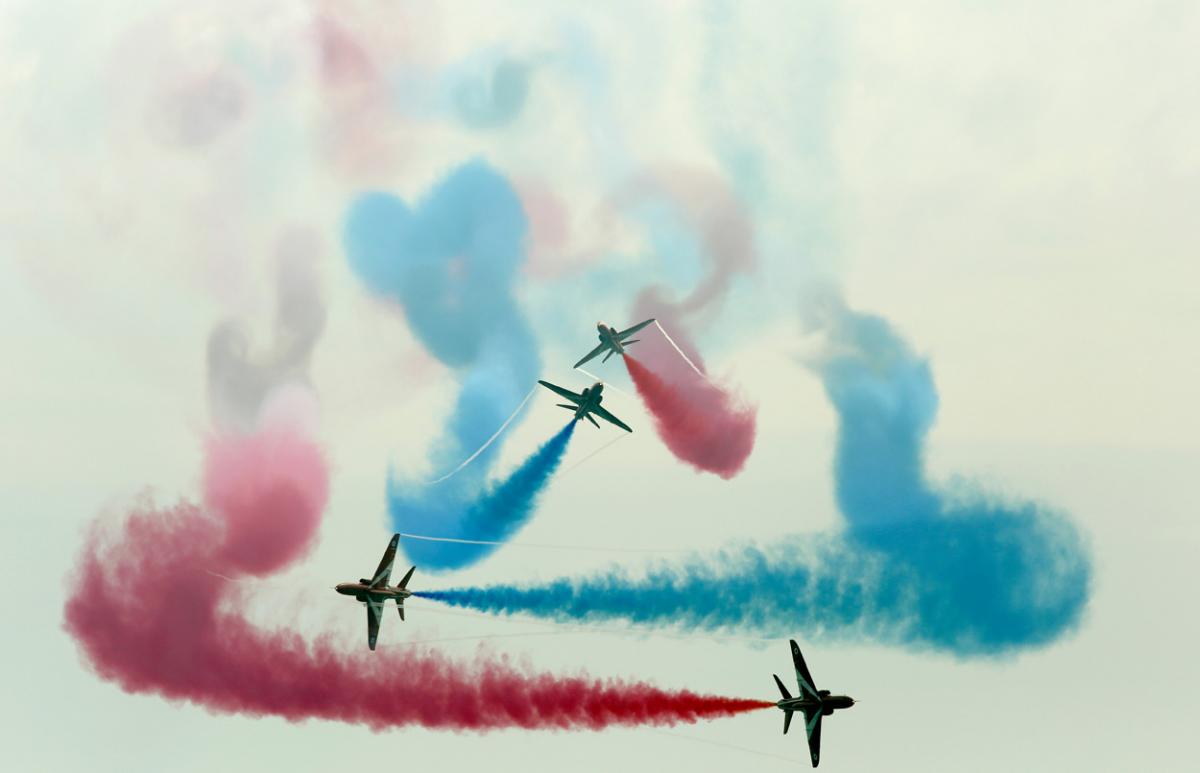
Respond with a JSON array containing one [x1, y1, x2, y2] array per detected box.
[[417, 298, 1092, 654], [63, 428, 770, 730], [344, 161, 545, 568], [624, 353, 755, 480], [610, 168, 761, 480], [394, 421, 578, 570]]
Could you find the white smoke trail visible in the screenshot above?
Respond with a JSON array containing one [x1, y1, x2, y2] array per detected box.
[[420, 385, 538, 485], [574, 366, 636, 399], [399, 532, 687, 553], [556, 431, 630, 478], [653, 319, 710, 380]]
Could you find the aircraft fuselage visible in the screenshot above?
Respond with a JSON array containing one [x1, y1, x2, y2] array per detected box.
[[573, 382, 605, 419], [597, 322, 624, 354], [336, 581, 412, 604], [777, 692, 855, 717]]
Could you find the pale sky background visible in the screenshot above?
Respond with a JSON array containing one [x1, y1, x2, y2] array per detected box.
[[2, 1, 1198, 771]]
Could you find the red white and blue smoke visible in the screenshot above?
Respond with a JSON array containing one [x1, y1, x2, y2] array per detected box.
[[62, 252, 768, 730], [63, 427, 768, 730], [417, 295, 1093, 655], [610, 169, 759, 480]]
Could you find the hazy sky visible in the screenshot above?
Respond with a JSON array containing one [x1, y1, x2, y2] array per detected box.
[[2, 1, 1198, 770]]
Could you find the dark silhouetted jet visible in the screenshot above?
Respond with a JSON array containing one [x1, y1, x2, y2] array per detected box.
[[335, 534, 415, 650], [538, 379, 632, 432], [773, 640, 855, 767], [573, 318, 656, 368]]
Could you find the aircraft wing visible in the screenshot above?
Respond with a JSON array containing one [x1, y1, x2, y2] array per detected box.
[[538, 380, 583, 404], [591, 404, 632, 433], [617, 318, 655, 339], [370, 534, 399, 588], [803, 707, 823, 767], [791, 640, 821, 699], [573, 342, 609, 369], [367, 598, 384, 651]]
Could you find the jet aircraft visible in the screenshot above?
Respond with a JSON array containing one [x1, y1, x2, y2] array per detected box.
[[335, 533, 416, 651], [573, 318, 656, 368], [773, 640, 855, 767], [537, 379, 632, 432]]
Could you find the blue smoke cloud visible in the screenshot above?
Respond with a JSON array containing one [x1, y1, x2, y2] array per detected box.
[[417, 297, 1092, 654], [344, 160, 551, 570]]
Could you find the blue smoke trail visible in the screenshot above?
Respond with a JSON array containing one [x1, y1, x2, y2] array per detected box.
[[417, 297, 1092, 654], [343, 160, 547, 570], [395, 421, 577, 569]]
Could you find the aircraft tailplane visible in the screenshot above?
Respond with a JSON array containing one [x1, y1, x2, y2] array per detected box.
[[783, 709, 794, 735], [585, 413, 600, 428], [396, 566, 415, 590], [773, 673, 793, 701], [602, 349, 614, 363], [556, 403, 576, 410], [623, 339, 640, 346], [396, 600, 405, 621]]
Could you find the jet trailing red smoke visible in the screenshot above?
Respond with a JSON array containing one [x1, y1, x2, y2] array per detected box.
[[64, 428, 770, 730]]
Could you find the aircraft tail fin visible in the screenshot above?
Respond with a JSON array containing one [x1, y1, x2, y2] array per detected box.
[[783, 708, 794, 735], [396, 566, 415, 590], [773, 673, 793, 701]]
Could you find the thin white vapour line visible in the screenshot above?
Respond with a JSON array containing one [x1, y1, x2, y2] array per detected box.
[[406, 601, 778, 643], [206, 570, 249, 582], [654, 320, 713, 382], [574, 366, 635, 400], [398, 531, 687, 553], [387, 630, 595, 648], [556, 431, 630, 478], [652, 730, 803, 767], [420, 385, 538, 485]]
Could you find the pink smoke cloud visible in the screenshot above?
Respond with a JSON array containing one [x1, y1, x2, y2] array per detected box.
[[624, 351, 756, 480]]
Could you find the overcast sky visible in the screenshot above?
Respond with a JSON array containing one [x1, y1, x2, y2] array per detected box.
[[2, 1, 1198, 770]]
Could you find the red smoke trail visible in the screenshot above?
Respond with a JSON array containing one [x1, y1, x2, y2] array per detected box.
[[625, 353, 756, 480], [599, 167, 760, 478], [64, 428, 770, 729]]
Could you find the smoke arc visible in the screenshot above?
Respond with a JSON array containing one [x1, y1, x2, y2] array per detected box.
[[343, 161, 544, 568], [395, 421, 578, 569], [417, 298, 1092, 655], [63, 428, 771, 730]]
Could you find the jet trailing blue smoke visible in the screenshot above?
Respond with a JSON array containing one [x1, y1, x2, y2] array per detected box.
[[418, 297, 1092, 654], [344, 160, 546, 570]]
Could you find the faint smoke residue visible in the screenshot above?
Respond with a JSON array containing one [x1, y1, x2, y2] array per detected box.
[[207, 228, 326, 433]]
